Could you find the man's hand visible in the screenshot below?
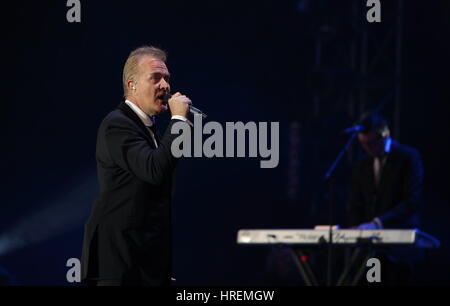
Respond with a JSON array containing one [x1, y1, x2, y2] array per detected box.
[[357, 222, 378, 230], [168, 92, 192, 118]]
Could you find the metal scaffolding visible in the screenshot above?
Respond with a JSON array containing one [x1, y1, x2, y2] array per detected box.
[[310, 0, 404, 140]]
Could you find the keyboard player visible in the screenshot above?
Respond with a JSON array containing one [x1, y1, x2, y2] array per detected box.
[[348, 112, 425, 284]]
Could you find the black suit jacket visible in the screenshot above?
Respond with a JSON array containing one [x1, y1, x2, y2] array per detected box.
[[81, 102, 185, 285], [348, 140, 424, 229]]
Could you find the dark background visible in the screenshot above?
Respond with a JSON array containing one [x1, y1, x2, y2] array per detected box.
[[0, 0, 449, 285]]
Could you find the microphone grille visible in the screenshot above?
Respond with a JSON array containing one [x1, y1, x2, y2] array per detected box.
[[162, 93, 171, 105]]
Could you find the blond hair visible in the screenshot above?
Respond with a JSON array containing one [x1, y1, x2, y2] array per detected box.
[[122, 46, 167, 98]]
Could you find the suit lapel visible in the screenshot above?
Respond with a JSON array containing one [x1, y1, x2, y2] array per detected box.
[[377, 140, 400, 190], [365, 157, 376, 191], [152, 127, 162, 145], [117, 102, 157, 149]]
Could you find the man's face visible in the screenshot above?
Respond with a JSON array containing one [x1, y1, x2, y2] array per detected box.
[[132, 56, 170, 116], [358, 130, 386, 157]]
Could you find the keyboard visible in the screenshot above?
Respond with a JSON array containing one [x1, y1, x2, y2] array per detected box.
[[237, 229, 440, 248]]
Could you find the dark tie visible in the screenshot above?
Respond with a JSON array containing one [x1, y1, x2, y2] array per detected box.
[[148, 118, 161, 146]]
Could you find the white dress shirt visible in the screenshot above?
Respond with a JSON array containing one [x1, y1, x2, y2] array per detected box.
[[373, 137, 392, 188], [371, 137, 392, 229], [125, 100, 187, 148]]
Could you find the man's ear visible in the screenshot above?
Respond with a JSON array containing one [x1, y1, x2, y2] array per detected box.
[[128, 80, 136, 91], [381, 127, 390, 138]]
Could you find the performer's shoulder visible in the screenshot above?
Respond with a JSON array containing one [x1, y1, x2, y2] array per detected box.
[[100, 105, 133, 127], [391, 140, 421, 160]]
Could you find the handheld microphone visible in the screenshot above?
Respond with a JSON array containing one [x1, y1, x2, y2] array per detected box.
[[162, 93, 207, 118]]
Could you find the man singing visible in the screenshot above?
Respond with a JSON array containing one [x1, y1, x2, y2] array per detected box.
[[81, 46, 191, 286]]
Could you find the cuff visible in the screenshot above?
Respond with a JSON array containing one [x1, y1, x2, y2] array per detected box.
[[171, 115, 187, 122], [171, 115, 193, 127], [372, 217, 383, 229]]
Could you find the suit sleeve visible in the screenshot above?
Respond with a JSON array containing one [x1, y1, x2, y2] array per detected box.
[[348, 163, 365, 227], [104, 117, 187, 186], [378, 150, 424, 228]]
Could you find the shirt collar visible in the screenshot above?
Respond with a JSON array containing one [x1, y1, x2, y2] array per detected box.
[[375, 137, 392, 163], [125, 100, 153, 127]]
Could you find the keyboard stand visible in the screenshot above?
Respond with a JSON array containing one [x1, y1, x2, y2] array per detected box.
[[289, 248, 319, 286], [337, 246, 376, 286], [287, 242, 378, 286]]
